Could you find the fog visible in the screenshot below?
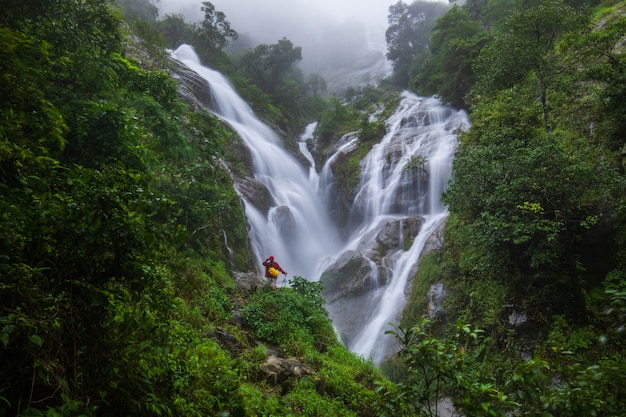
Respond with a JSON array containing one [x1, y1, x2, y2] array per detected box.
[[158, 0, 399, 89]]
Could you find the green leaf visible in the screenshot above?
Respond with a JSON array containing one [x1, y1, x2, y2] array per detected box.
[[29, 334, 43, 346]]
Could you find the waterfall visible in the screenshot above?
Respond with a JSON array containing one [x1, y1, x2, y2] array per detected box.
[[172, 45, 341, 280], [171, 45, 469, 365], [323, 93, 469, 364]]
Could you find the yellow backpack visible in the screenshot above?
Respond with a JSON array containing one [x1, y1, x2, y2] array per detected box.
[[267, 267, 279, 278]]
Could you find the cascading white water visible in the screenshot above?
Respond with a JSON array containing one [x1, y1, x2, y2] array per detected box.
[[324, 93, 469, 364], [172, 45, 341, 279], [171, 45, 468, 365]]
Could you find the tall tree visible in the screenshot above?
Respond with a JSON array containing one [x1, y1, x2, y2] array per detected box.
[[156, 13, 196, 48], [414, 5, 489, 108], [306, 73, 327, 97], [194, 1, 237, 65], [473, 0, 586, 130], [386, 0, 450, 88], [238, 38, 302, 95]]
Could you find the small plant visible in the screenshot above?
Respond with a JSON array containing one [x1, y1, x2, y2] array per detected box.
[[403, 155, 428, 173]]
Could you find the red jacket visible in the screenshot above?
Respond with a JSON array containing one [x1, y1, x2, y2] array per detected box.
[[263, 258, 286, 278]]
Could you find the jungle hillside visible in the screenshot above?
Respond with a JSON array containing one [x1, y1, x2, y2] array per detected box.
[[1, 0, 626, 416]]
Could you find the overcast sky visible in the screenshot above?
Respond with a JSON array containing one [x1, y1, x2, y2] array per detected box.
[[158, 0, 399, 75], [157, 0, 447, 85], [158, 0, 397, 35]]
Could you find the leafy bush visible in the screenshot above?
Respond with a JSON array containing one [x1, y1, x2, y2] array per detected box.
[[241, 277, 337, 355]]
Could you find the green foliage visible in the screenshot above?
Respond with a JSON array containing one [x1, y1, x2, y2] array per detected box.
[[401, 251, 443, 326], [241, 277, 337, 354], [315, 98, 361, 150], [155, 13, 197, 49], [442, 78, 622, 317], [388, 4, 626, 413], [238, 38, 302, 95], [235, 37, 315, 132], [198, 1, 238, 51], [386, 0, 451, 88], [358, 117, 386, 143], [473, 0, 587, 129], [0, 1, 257, 414], [506, 355, 626, 416], [381, 319, 516, 416], [414, 5, 490, 108]]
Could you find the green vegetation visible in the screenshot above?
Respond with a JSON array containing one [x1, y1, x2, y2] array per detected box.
[[2, 0, 626, 415], [386, 0, 451, 88], [0, 1, 387, 416], [386, 0, 626, 414], [149, 1, 325, 137]]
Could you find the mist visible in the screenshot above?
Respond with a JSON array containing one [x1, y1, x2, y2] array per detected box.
[[157, 0, 399, 89]]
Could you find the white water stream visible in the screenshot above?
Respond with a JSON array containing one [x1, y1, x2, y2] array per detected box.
[[172, 45, 469, 364]]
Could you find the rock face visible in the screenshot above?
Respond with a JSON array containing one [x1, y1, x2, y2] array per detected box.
[[234, 177, 275, 217], [169, 59, 215, 112], [320, 217, 447, 350], [272, 205, 296, 238], [320, 216, 429, 347], [426, 282, 446, 319], [234, 271, 266, 292]]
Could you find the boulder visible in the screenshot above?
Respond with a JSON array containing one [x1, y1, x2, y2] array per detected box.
[[272, 205, 296, 238], [234, 177, 275, 216], [233, 271, 265, 292], [355, 217, 424, 263], [320, 250, 383, 302], [259, 355, 314, 387]]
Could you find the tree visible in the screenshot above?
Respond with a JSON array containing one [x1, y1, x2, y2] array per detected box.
[[386, 0, 450, 88], [443, 82, 621, 320], [473, 0, 586, 130], [379, 320, 515, 417], [306, 73, 327, 97], [191, 1, 238, 67], [156, 13, 196, 48], [414, 5, 489, 109], [238, 38, 302, 95], [198, 1, 238, 51], [576, 17, 626, 151]]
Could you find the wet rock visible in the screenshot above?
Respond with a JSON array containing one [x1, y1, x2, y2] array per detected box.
[[234, 177, 275, 216], [421, 219, 445, 257], [169, 59, 215, 111], [509, 311, 528, 326], [320, 250, 383, 301], [355, 217, 424, 263], [272, 205, 296, 237], [427, 282, 446, 319], [260, 356, 314, 387], [210, 328, 244, 354], [233, 271, 265, 292], [320, 251, 386, 347]]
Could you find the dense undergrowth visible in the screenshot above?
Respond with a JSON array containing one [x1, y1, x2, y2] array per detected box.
[[0, 1, 388, 416], [2, 0, 626, 416], [387, 0, 626, 414]]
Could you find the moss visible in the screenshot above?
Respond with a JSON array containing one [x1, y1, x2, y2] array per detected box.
[[401, 251, 445, 327]]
